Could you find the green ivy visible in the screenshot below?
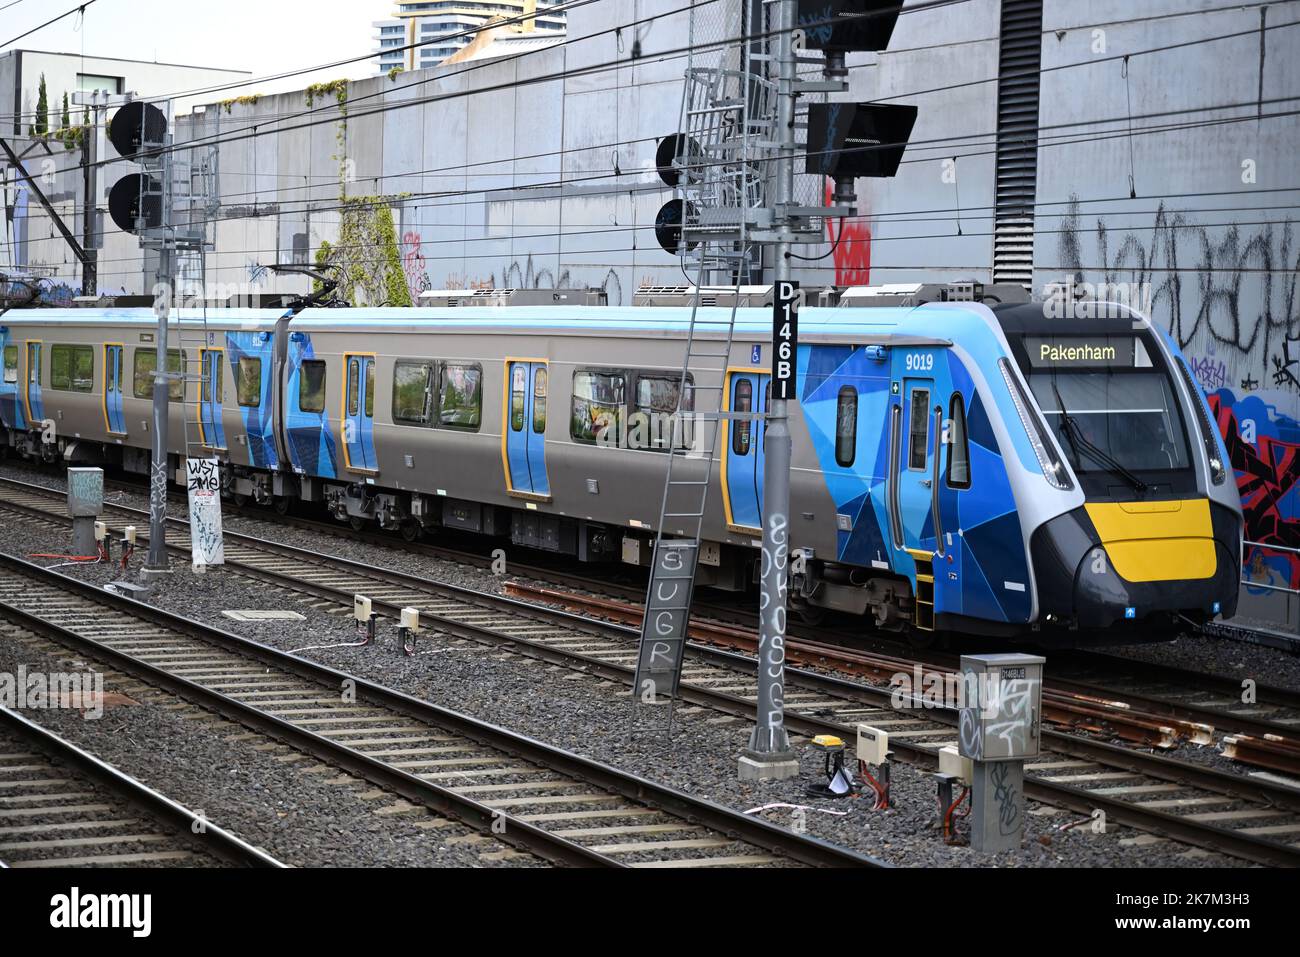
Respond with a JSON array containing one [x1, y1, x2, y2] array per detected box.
[[315, 197, 413, 307]]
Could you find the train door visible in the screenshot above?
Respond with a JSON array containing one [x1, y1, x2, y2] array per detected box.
[[893, 353, 941, 556], [343, 353, 377, 472], [199, 348, 226, 449], [103, 344, 126, 435], [2, 335, 27, 430], [504, 360, 550, 498], [723, 370, 769, 532], [24, 341, 42, 424]]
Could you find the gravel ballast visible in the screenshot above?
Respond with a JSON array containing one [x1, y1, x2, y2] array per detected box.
[[0, 501, 1258, 868], [0, 462, 1285, 866]]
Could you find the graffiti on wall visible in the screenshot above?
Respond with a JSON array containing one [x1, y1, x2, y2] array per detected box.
[[1209, 390, 1300, 592], [1057, 197, 1300, 382], [1057, 196, 1300, 604], [401, 231, 431, 301], [824, 180, 871, 286]]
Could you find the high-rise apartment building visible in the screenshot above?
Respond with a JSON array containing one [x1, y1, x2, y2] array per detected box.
[[373, 1, 566, 73]]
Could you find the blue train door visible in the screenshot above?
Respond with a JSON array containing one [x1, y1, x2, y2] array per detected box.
[[199, 348, 226, 449], [896, 372, 938, 554], [505, 360, 550, 498], [724, 370, 769, 532], [343, 353, 377, 472], [24, 341, 42, 424], [103, 344, 126, 435]]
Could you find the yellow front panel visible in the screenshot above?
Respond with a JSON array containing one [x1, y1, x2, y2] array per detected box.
[[1084, 498, 1217, 582]]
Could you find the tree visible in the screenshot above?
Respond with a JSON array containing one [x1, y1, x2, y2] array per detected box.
[[33, 74, 48, 136], [60, 91, 70, 129]]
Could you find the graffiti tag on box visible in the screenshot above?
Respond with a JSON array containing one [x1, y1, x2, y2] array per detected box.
[[185, 458, 225, 567]]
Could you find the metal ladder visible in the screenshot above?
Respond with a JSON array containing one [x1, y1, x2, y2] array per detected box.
[[629, 252, 751, 737]]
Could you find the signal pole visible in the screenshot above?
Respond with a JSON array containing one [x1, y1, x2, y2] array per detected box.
[[143, 238, 172, 577], [740, 0, 799, 781]]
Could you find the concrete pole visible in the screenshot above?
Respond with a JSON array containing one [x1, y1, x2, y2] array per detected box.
[[142, 240, 172, 576], [740, 0, 798, 782]]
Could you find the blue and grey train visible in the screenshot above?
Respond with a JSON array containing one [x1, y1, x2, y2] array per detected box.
[[0, 292, 1242, 643]]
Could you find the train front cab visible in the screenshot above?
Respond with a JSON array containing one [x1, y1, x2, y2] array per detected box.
[[995, 304, 1243, 639]]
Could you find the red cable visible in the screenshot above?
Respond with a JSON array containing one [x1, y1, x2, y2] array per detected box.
[[28, 553, 100, 561]]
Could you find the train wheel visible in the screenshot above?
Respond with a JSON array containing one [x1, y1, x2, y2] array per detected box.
[[273, 496, 291, 515], [232, 493, 249, 507], [794, 605, 826, 627], [349, 516, 367, 531], [400, 520, 421, 543]]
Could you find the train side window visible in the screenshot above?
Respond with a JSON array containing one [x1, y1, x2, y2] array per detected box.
[[835, 386, 857, 467], [947, 393, 971, 489], [732, 378, 753, 456], [439, 363, 482, 431], [3, 345, 16, 383], [393, 360, 434, 425], [347, 358, 359, 416], [202, 354, 224, 404], [532, 367, 547, 434], [237, 356, 262, 408], [510, 365, 526, 432], [571, 370, 625, 445], [907, 387, 930, 470], [299, 360, 327, 413], [635, 373, 693, 451], [51, 345, 94, 392], [364, 361, 375, 418], [133, 349, 184, 400]]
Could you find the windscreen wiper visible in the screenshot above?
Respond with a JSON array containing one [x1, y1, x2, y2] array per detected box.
[[1048, 376, 1147, 494], [1061, 415, 1148, 493]]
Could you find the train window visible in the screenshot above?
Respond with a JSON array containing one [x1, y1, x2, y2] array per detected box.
[[4, 345, 19, 383], [835, 386, 857, 467], [732, 379, 753, 456], [532, 367, 547, 434], [947, 394, 971, 488], [50, 345, 94, 392], [133, 349, 184, 400], [299, 360, 327, 413], [202, 353, 224, 404], [365, 361, 375, 418], [571, 370, 625, 445], [393, 360, 435, 425], [347, 359, 359, 416], [439, 363, 482, 431], [635, 373, 694, 451], [907, 387, 931, 470], [510, 365, 526, 432], [237, 356, 262, 408]]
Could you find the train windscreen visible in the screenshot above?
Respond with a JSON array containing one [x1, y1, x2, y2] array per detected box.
[[1021, 334, 1192, 481]]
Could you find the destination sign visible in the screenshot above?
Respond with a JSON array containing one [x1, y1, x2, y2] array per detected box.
[[1024, 335, 1136, 368]]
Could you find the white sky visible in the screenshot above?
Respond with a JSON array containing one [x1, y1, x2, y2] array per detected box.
[[2, 0, 389, 92]]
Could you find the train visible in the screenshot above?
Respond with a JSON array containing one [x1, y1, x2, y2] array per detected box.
[[0, 284, 1242, 644]]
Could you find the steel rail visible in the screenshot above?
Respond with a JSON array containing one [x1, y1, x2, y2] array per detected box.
[[0, 551, 881, 869], [0, 703, 285, 868]]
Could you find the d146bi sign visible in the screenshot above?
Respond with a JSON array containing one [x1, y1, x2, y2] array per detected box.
[[772, 280, 799, 400]]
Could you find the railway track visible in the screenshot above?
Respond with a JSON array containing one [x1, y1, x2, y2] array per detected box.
[[2, 476, 1299, 864], [0, 548, 877, 869], [0, 703, 280, 868]]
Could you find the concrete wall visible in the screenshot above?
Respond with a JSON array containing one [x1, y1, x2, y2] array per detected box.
[[3, 49, 250, 136]]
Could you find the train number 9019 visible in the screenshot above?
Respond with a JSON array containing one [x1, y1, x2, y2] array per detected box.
[[904, 353, 934, 372]]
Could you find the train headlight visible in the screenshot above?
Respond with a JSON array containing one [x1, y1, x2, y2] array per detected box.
[[1176, 358, 1228, 486], [999, 359, 1073, 491]]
